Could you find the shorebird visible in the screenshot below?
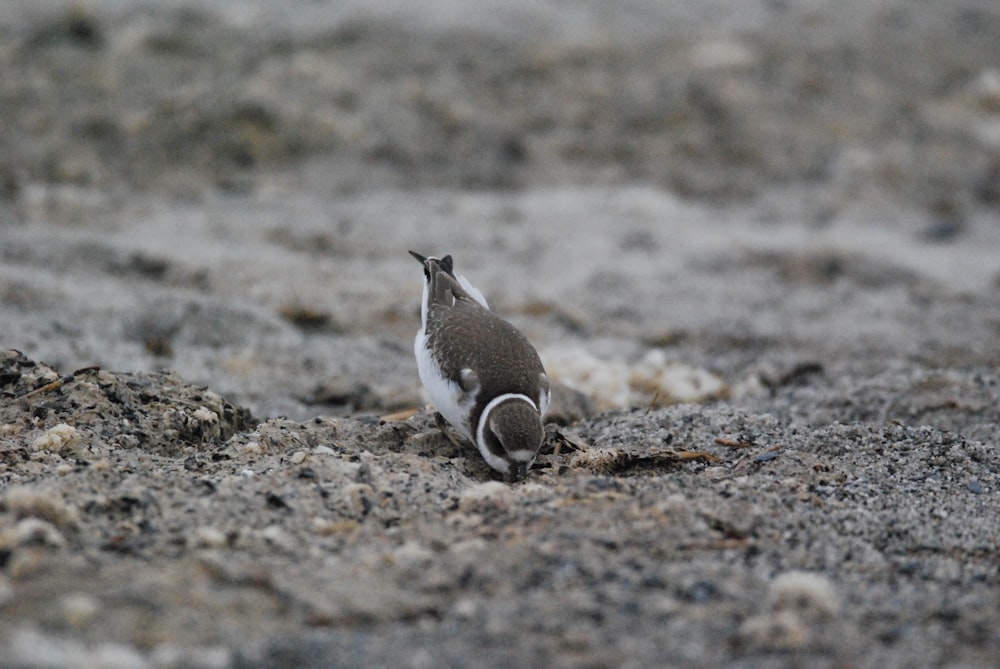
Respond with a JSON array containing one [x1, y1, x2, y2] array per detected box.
[[410, 251, 550, 481]]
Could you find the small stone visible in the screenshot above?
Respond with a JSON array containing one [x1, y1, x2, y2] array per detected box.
[[769, 571, 840, 618], [61, 592, 100, 629], [31, 423, 80, 452], [314, 445, 337, 456], [452, 597, 478, 619], [967, 480, 984, 494], [194, 526, 227, 548], [290, 450, 307, 465], [260, 524, 295, 552]]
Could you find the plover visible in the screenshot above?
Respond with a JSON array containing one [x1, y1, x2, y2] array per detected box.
[[410, 251, 550, 481]]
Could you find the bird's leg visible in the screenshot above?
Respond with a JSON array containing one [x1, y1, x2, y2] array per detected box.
[[434, 412, 464, 450]]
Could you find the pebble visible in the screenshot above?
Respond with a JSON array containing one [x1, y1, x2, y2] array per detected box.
[[769, 571, 840, 618], [452, 597, 479, 619], [61, 592, 100, 629], [31, 423, 80, 452], [194, 526, 228, 548], [260, 524, 296, 552]]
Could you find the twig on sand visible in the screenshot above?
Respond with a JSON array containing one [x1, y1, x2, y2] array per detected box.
[[15, 365, 101, 400]]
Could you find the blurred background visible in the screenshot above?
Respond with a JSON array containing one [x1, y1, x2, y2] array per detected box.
[[2, 0, 999, 421]]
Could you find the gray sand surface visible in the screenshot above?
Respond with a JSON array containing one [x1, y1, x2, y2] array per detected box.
[[1, 1, 999, 667]]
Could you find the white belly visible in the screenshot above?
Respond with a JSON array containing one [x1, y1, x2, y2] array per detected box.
[[414, 329, 474, 441]]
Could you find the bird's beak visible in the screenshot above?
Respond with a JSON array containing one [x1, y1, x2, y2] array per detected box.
[[506, 461, 529, 483], [408, 250, 427, 264]]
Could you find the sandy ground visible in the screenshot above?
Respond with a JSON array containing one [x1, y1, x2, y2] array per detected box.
[[1, 1, 1000, 667]]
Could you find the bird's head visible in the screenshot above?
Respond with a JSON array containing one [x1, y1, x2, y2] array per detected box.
[[476, 395, 544, 483]]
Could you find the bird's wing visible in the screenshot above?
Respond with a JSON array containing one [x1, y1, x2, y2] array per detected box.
[[456, 274, 489, 310]]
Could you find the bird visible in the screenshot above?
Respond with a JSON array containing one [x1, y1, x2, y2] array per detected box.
[[409, 251, 550, 482]]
